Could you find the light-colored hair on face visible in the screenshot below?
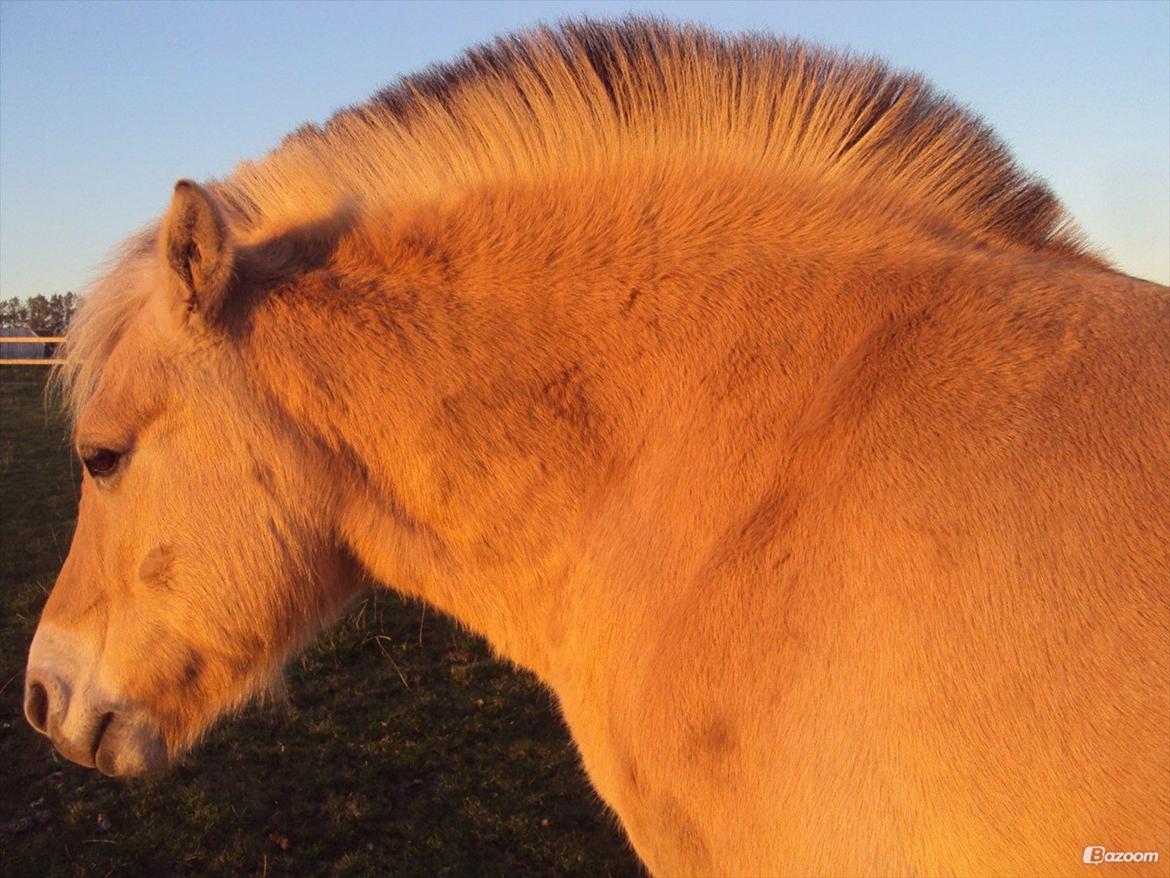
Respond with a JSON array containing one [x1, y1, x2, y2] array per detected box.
[[54, 17, 1100, 423], [51, 229, 158, 424]]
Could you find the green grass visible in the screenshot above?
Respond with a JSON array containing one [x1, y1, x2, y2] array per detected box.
[[0, 367, 640, 877]]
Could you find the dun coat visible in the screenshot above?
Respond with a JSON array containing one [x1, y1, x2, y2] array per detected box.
[[23, 19, 1169, 877]]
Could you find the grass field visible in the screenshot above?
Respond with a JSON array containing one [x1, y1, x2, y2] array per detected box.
[[0, 366, 640, 876]]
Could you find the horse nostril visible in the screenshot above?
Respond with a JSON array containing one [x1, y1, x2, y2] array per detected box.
[[25, 680, 50, 734]]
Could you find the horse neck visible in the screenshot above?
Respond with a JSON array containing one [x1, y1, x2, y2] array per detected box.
[[242, 165, 962, 680]]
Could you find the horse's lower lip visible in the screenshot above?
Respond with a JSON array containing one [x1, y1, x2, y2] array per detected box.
[[91, 711, 115, 764], [92, 713, 170, 777]]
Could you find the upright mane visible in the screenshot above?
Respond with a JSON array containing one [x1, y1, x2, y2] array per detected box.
[[219, 17, 1093, 255], [58, 17, 1100, 418]]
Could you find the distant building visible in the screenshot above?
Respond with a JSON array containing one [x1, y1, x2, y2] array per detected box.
[[0, 325, 49, 360]]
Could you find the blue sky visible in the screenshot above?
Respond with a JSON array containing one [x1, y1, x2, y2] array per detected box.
[[1, 0, 1167, 299]]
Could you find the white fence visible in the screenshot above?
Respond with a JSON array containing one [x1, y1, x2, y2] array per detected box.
[[0, 336, 65, 365]]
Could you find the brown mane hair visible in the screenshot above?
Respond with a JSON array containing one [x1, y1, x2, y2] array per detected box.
[[229, 17, 1091, 254], [57, 17, 1099, 420]]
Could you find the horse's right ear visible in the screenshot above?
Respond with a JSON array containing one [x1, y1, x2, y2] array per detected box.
[[159, 180, 235, 324]]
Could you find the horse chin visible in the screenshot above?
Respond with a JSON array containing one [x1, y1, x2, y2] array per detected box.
[[92, 713, 170, 778]]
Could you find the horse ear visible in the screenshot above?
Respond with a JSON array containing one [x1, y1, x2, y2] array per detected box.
[[160, 179, 235, 322]]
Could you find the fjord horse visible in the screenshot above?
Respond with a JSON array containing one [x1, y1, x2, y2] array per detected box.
[[24, 20, 1169, 877]]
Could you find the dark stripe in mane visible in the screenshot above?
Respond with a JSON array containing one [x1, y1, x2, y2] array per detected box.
[[239, 17, 1094, 264]]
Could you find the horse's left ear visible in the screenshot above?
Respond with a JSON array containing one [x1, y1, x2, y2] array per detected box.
[[159, 179, 235, 322]]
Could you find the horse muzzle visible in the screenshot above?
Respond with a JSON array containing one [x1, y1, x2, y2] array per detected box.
[[24, 625, 168, 777]]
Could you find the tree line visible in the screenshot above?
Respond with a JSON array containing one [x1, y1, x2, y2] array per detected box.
[[0, 293, 80, 336]]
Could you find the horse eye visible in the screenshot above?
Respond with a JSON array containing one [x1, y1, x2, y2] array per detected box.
[[82, 448, 123, 479]]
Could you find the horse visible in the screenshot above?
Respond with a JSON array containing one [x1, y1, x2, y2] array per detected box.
[[22, 18, 1169, 877]]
